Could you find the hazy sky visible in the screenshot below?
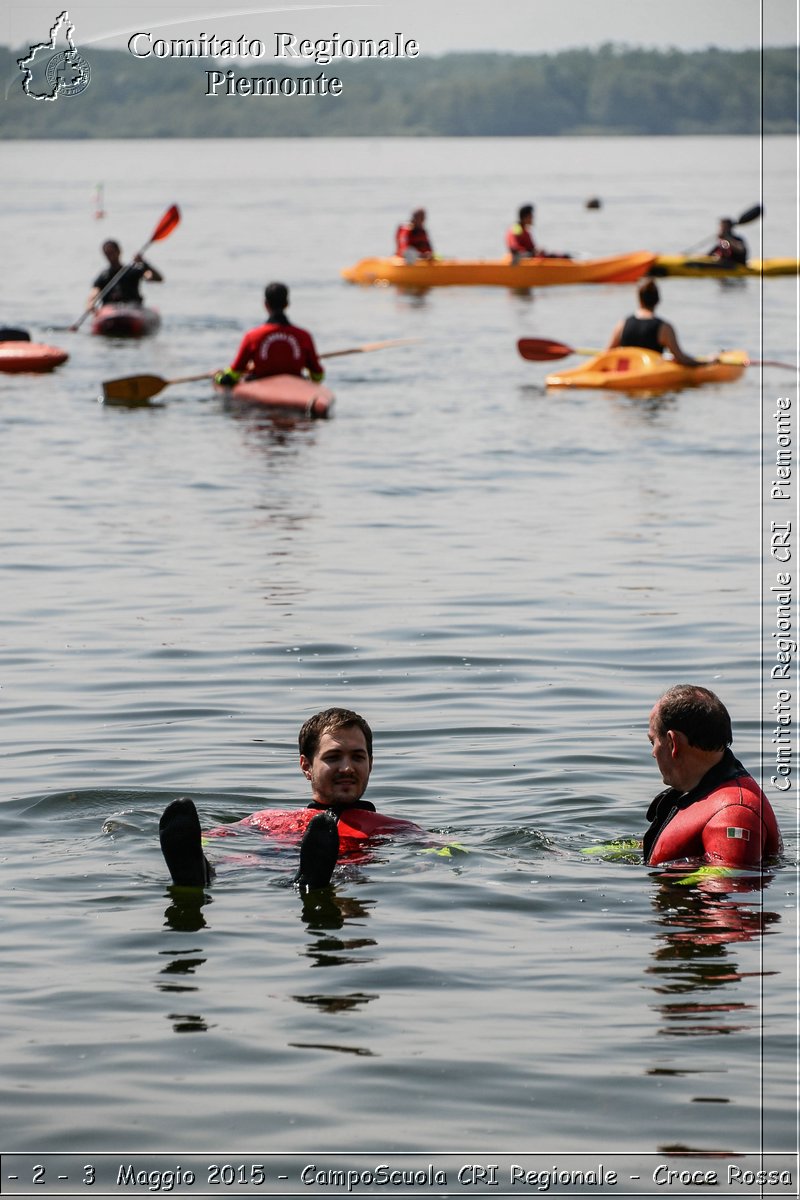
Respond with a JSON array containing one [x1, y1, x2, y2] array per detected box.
[[3, 0, 797, 53]]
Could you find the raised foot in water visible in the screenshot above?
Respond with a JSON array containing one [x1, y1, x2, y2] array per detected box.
[[293, 811, 340, 891], [159, 797, 213, 887]]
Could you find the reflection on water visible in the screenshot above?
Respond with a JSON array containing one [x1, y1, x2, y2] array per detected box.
[[644, 870, 781, 1151], [650, 870, 779, 960], [158, 954, 206, 989], [168, 1012, 211, 1034], [647, 872, 780, 1031], [162, 889, 212, 934], [299, 890, 376, 938], [293, 992, 379, 1013]]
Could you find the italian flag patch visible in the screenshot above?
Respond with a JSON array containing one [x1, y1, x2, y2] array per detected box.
[[726, 827, 750, 840]]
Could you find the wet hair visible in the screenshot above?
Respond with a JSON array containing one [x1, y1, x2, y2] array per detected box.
[[638, 280, 660, 310], [298, 708, 373, 761], [264, 281, 289, 314], [519, 204, 534, 221], [654, 685, 733, 752]]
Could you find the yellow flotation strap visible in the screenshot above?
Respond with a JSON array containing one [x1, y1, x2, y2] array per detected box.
[[581, 838, 642, 862], [420, 842, 469, 857]]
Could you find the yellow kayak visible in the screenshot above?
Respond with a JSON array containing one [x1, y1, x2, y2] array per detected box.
[[342, 251, 656, 288], [545, 347, 748, 391], [652, 255, 799, 278]]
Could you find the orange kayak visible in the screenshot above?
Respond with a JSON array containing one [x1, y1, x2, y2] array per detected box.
[[545, 347, 748, 391], [342, 251, 656, 288]]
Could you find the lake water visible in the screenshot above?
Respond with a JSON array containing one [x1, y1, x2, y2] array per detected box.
[[1, 137, 797, 1192]]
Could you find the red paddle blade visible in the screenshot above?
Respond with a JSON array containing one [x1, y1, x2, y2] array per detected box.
[[517, 337, 573, 361], [151, 204, 181, 242]]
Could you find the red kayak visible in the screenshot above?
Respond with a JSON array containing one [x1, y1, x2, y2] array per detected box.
[[216, 374, 335, 418], [91, 304, 161, 338], [0, 341, 69, 373]]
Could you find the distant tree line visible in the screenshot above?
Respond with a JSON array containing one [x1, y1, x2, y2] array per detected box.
[[1, 44, 795, 138]]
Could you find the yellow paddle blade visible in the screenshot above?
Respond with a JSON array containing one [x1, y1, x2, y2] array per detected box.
[[102, 374, 169, 404], [102, 370, 214, 404]]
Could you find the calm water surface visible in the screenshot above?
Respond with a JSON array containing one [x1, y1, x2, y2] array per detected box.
[[1, 138, 797, 1175]]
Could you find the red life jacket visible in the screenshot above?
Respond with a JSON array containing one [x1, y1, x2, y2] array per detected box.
[[505, 223, 536, 256], [396, 223, 432, 256]]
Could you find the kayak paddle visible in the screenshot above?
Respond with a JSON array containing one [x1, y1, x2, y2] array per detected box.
[[64, 204, 181, 332], [679, 203, 762, 256], [103, 371, 215, 405], [101, 337, 418, 404], [743, 357, 798, 371], [317, 337, 417, 359], [518, 337, 797, 371], [517, 337, 598, 361]]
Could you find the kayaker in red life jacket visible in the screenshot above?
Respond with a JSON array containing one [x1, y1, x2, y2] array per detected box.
[[215, 281, 324, 388], [644, 685, 782, 868], [159, 708, 425, 892], [607, 280, 705, 367], [395, 208, 434, 261], [505, 204, 569, 263], [88, 239, 163, 307], [707, 217, 749, 266]]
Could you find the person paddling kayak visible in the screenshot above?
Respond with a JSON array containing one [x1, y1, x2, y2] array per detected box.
[[215, 281, 324, 387], [395, 208, 434, 262], [88, 239, 163, 307], [607, 280, 705, 366], [707, 217, 748, 266], [505, 204, 568, 262]]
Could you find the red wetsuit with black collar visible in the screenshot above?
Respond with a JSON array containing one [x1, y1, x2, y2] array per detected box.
[[229, 319, 323, 379], [643, 749, 782, 867]]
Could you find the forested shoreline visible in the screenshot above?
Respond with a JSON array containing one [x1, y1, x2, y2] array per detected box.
[[1, 44, 795, 138]]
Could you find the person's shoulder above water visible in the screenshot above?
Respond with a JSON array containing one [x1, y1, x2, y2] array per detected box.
[[643, 684, 782, 867]]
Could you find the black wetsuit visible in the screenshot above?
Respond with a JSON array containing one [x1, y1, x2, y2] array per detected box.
[[619, 315, 664, 353]]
